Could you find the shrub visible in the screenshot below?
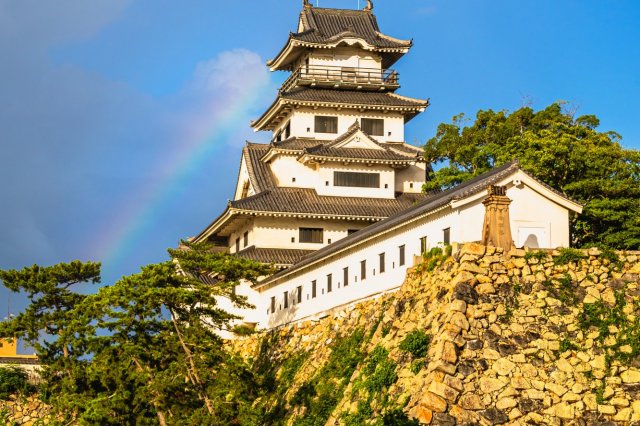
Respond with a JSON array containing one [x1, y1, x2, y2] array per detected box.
[[524, 250, 548, 262], [553, 247, 587, 265], [399, 330, 431, 359], [0, 366, 31, 399], [362, 346, 397, 393], [409, 359, 425, 375]]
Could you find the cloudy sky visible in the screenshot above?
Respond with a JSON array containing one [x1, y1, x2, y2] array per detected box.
[[1, 0, 639, 318]]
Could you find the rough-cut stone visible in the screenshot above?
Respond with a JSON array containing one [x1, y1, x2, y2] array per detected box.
[[553, 402, 574, 420], [428, 381, 460, 403], [621, 369, 640, 383], [420, 391, 448, 413], [496, 397, 517, 410], [492, 358, 516, 376], [545, 382, 568, 397], [409, 406, 433, 424], [479, 377, 506, 393], [481, 408, 509, 424], [459, 393, 484, 410]]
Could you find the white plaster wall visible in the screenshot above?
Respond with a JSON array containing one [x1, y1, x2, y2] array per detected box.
[[252, 180, 574, 329], [316, 163, 396, 198], [259, 208, 457, 329], [269, 155, 319, 188], [228, 220, 255, 253], [308, 47, 382, 70], [253, 217, 370, 250], [233, 153, 254, 200], [395, 164, 427, 193], [283, 108, 405, 142]]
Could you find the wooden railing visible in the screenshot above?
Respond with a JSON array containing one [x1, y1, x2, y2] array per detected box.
[[281, 65, 399, 92]]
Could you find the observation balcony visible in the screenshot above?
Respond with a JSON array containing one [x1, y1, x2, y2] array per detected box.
[[281, 65, 400, 93]]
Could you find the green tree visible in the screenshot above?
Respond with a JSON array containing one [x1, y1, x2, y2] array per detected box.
[[424, 103, 640, 249], [0, 242, 272, 425]]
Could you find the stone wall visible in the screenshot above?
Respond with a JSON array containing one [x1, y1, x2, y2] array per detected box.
[[232, 244, 640, 425], [0, 395, 51, 425]]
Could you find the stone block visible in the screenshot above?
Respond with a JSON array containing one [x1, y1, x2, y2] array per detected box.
[[428, 381, 460, 403], [492, 358, 516, 376], [461, 243, 486, 257], [545, 383, 567, 397], [479, 377, 506, 393], [420, 391, 447, 413], [459, 393, 484, 410], [621, 368, 640, 383], [496, 397, 517, 410]]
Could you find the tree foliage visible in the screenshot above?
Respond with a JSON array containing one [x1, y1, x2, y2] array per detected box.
[[424, 103, 640, 248], [0, 242, 272, 425]]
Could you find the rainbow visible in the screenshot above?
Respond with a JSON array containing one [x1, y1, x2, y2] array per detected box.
[[92, 62, 273, 281]]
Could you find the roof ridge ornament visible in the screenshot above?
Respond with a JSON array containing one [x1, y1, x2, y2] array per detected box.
[[364, 0, 373, 11], [303, 0, 312, 8]]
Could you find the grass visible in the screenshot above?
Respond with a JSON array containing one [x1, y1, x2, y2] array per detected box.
[[524, 250, 549, 262], [398, 330, 431, 359], [553, 247, 587, 265]]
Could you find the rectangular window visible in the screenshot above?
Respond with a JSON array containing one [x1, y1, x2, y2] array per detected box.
[[443, 228, 451, 245], [399, 245, 406, 266], [315, 116, 338, 133], [270, 296, 276, 313], [334, 171, 380, 188], [297, 286, 302, 304], [327, 274, 332, 293], [284, 291, 289, 309], [379, 253, 386, 274], [312, 280, 317, 298], [361, 118, 384, 136], [235, 238, 240, 253], [243, 231, 249, 248], [299, 228, 324, 244], [360, 260, 367, 280], [420, 236, 427, 254], [343, 267, 349, 287]]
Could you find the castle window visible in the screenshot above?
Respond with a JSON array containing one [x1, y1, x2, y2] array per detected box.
[[327, 274, 332, 293], [312, 280, 317, 298], [297, 286, 302, 304], [399, 245, 406, 266], [284, 291, 289, 309], [235, 238, 240, 253], [443, 228, 451, 245], [315, 116, 338, 134], [270, 296, 275, 313], [300, 228, 323, 244], [334, 171, 380, 188], [362, 118, 384, 136], [420, 236, 427, 254], [243, 231, 249, 248], [379, 252, 386, 273], [343, 267, 349, 287], [360, 260, 367, 280]]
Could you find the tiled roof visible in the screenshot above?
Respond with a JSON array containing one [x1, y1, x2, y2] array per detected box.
[[281, 87, 428, 108], [245, 143, 277, 191], [260, 161, 526, 286], [271, 138, 324, 151], [0, 357, 39, 365], [302, 146, 420, 162], [237, 246, 314, 266], [294, 7, 411, 49], [230, 187, 427, 219]]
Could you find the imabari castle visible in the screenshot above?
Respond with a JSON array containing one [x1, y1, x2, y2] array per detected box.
[[190, 1, 583, 331]]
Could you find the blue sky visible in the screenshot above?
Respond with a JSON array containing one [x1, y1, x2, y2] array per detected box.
[[1, 0, 639, 321]]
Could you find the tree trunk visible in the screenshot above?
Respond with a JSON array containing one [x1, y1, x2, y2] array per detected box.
[[131, 356, 169, 426], [170, 310, 215, 415]]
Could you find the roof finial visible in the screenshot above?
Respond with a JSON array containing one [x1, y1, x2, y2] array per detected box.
[[303, 0, 312, 8], [364, 0, 373, 11]]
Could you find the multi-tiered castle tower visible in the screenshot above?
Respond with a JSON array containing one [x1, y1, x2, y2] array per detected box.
[[193, 1, 429, 267]]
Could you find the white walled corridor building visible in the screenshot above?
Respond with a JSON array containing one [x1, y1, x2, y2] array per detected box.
[[188, 2, 583, 331]]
